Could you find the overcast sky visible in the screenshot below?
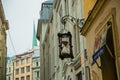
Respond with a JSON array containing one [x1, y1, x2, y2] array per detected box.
[[2, 0, 45, 57]]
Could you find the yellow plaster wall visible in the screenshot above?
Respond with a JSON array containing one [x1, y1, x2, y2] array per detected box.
[[83, 0, 96, 20], [84, 0, 120, 80]]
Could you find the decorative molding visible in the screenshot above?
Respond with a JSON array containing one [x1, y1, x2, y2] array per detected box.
[[73, 56, 81, 70], [80, 0, 106, 36], [3, 20, 9, 30]]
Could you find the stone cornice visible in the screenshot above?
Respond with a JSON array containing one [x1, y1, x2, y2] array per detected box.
[[0, 1, 9, 30], [0, 20, 9, 31], [0, 1, 5, 21], [3, 20, 9, 30]]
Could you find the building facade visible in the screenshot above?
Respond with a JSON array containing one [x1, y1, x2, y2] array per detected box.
[[48, 0, 87, 80], [36, 0, 120, 80], [81, 0, 120, 80], [6, 56, 15, 80], [7, 48, 40, 80], [37, 0, 53, 80], [32, 57, 40, 80], [37, 0, 90, 80], [0, 0, 9, 80], [14, 51, 33, 80]]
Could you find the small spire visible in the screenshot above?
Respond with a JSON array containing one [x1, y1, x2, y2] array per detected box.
[[32, 21, 37, 48]]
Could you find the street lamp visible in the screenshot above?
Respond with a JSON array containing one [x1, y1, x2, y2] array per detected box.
[[58, 15, 84, 60]]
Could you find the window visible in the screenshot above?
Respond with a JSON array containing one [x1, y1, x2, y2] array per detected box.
[[26, 66, 30, 72], [26, 75, 30, 80], [16, 69, 19, 75], [7, 68, 8, 73], [16, 78, 19, 80], [21, 77, 24, 80], [9, 76, 11, 80], [76, 72, 82, 80], [37, 71, 40, 77], [36, 62, 38, 66], [16, 61, 19, 66], [21, 67, 24, 73], [9, 67, 11, 72], [21, 59, 25, 65], [26, 57, 30, 63]]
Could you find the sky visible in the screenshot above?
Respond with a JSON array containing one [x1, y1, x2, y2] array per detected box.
[[2, 0, 45, 57]]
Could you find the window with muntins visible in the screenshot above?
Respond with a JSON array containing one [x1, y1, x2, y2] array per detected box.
[[21, 77, 24, 80], [21, 67, 24, 73], [21, 59, 25, 65], [26, 66, 30, 72], [26, 75, 30, 80], [26, 57, 30, 63], [16, 69, 19, 75], [16, 61, 19, 66]]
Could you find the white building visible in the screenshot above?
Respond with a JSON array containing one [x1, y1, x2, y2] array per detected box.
[[37, 0, 53, 80], [6, 56, 15, 80], [48, 0, 87, 80], [37, 0, 89, 80], [32, 45, 40, 80], [32, 56, 40, 80]]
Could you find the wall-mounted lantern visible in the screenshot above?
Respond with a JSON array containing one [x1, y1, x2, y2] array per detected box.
[[58, 15, 84, 60], [58, 28, 73, 60]]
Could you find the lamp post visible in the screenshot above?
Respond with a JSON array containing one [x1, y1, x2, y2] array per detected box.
[[58, 15, 84, 60]]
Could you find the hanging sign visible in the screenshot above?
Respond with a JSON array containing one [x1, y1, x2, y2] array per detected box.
[[92, 27, 108, 64]]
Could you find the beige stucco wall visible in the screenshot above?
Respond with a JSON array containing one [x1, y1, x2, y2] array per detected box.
[[0, 25, 6, 80], [0, 4, 9, 79], [0, 1, 9, 80], [84, 0, 120, 80]]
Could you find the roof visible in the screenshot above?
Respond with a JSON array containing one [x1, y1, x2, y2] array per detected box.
[[32, 49, 40, 58], [44, 0, 53, 3], [32, 56, 40, 59], [16, 51, 34, 58], [0, 0, 5, 21], [32, 22, 38, 48], [40, 0, 53, 20], [6, 56, 15, 63]]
